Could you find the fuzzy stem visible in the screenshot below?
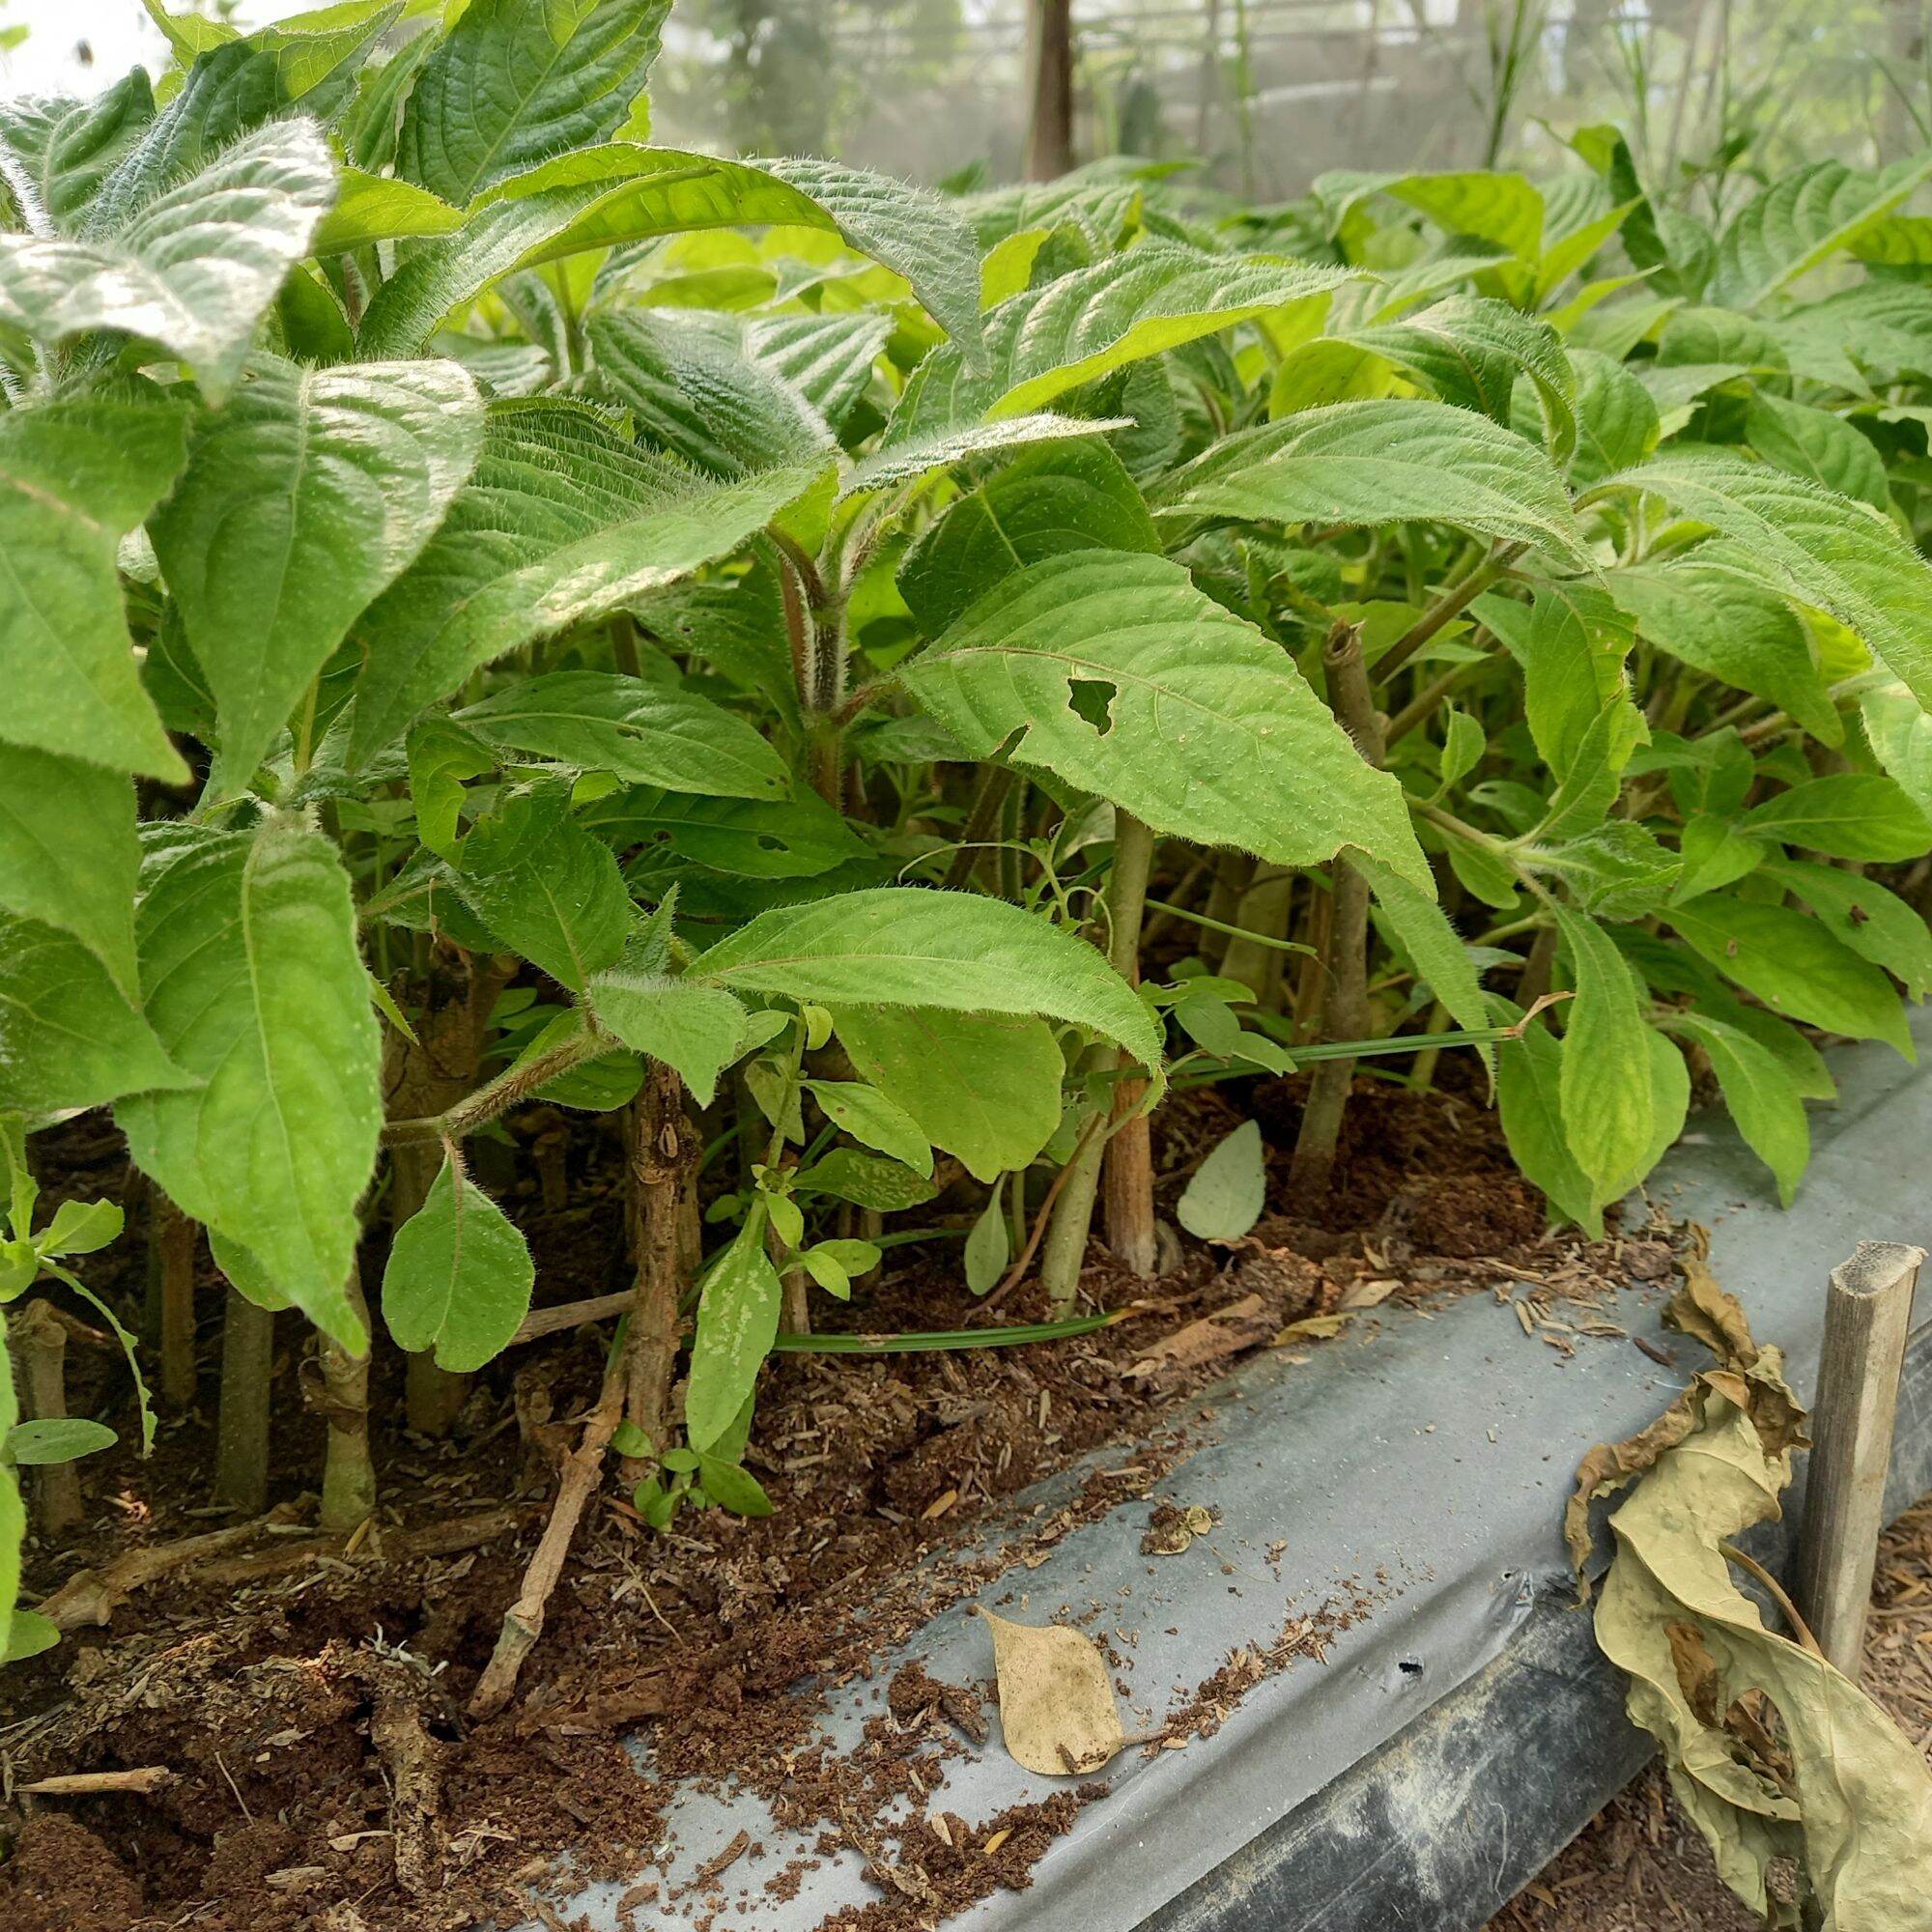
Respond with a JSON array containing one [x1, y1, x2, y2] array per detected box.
[[1043, 815, 1158, 1303], [1292, 624, 1384, 1197], [213, 1290, 274, 1514], [15, 1301, 82, 1535], [1374, 544, 1522, 685], [1517, 923, 1560, 1009], [317, 1261, 375, 1534], [1100, 815, 1159, 1278], [151, 1192, 198, 1410], [621, 1063, 698, 1480]]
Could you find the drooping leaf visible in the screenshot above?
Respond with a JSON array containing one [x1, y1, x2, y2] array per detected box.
[[1493, 997, 1599, 1233], [898, 551, 1431, 887], [1154, 398, 1593, 570], [350, 401, 816, 762], [1670, 1010, 1808, 1207], [1553, 905, 1656, 1208], [0, 914, 189, 1114], [1611, 451, 1932, 710], [0, 119, 337, 401], [0, 394, 189, 781], [149, 355, 484, 787], [397, 0, 671, 205], [382, 1156, 534, 1373], [685, 1212, 781, 1453], [1357, 855, 1495, 1075], [0, 748, 141, 1000], [829, 1006, 1065, 1184], [116, 822, 383, 1348], [690, 888, 1164, 1076]]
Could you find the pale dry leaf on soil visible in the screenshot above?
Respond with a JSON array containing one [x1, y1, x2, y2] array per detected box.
[[975, 1607, 1128, 1776], [1123, 1292, 1270, 1378]]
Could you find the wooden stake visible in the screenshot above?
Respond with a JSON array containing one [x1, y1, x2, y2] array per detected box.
[[213, 1289, 274, 1515], [1024, 0, 1076, 181], [1794, 1240, 1923, 1678]]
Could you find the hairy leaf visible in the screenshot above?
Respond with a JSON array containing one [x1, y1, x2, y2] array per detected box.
[[383, 1156, 534, 1373]]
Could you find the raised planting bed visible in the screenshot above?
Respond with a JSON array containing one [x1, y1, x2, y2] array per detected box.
[[504, 1012, 1932, 1932]]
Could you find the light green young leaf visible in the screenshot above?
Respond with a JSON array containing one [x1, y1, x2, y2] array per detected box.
[[1671, 1010, 1808, 1207], [795, 1148, 940, 1212], [896, 439, 1159, 638], [1154, 399, 1593, 570], [397, 0, 670, 204], [311, 168, 462, 253], [0, 394, 189, 781], [964, 1179, 1010, 1294], [1553, 905, 1655, 1208], [149, 355, 484, 788], [1668, 896, 1914, 1056], [382, 1156, 534, 1374], [588, 927, 751, 1108], [690, 888, 1164, 1078], [685, 1211, 781, 1453], [0, 914, 190, 1114], [802, 1081, 933, 1179], [1741, 775, 1932, 863], [1709, 155, 1932, 309], [1609, 451, 1932, 709], [455, 670, 790, 801], [350, 401, 815, 762], [1861, 683, 1932, 818], [0, 119, 336, 400], [1177, 1120, 1266, 1242], [116, 822, 383, 1349], [0, 748, 141, 1000], [40, 1197, 124, 1257], [829, 1006, 1064, 1184], [897, 551, 1430, 888]]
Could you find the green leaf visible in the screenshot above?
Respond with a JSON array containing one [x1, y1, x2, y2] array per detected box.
[[1743, 394, 1888, 511], [1494, 999, 1599, 1233], [452, 783, 632, 992], [4, 1608, 60, 1664], [685, 1211, 781, 1453], [802, 1081, 932, 1178], [1154, 399, 1592, 570], [6, 1417, 116, 1464], [795, 1150, 938, 1212], [150, 355, 484, 788], [349, 401, 815, 762], [1177, 1120, 1266, 1241], [1605, 551, 1839, 745], [1710, 156, 1932, 308], [1356, 856, 1494, 1075], [0, 914, 190, 1114], [1540, 821, 1682, 920], [1760, 858, 1932, 1001], [1563, 348, 1659, 489], [0, 748, 141, 1001], [690, 887, 1164, 1078], [382, 1156, 534, 1374], [884, 241, 1350, 439], [1553, 905, 1655, 1208], [455, 670, 789, 801], [587, 935, 750, 1108], [1741, 775, 1932, 863], [696, 1450, 772, 1518], [0, 70, 156, 230], [844, 412, 1121, 497], [964, 1179, 1010, 1294], [311, 168, 463, 253], [1668, 895, 1914, 1056], [583, 787, 865, 880], [0, 1332, 18, 1660], [829, 1006, 1064, 1184], [1861, 683, 1932, 818], [397, 0, 670, 204], [897, 439, 1159, 638], [0, 394, 189, 781], [0, 119, 337, 401], [897, 552, 1430, 887], [116, 822, 382, 1349], [1670, 1010, 1808, 1208], [586, 307, 836, 479], [1323, 168, 1546, 257], [1609, 450, 1932, 709]]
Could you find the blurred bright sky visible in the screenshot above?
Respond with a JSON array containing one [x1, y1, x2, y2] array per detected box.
[[1, 0, 315, 99]]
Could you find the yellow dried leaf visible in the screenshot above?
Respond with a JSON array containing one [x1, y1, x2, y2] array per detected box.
[[1272, 1311, 1351, 1345], [975, 1608, 1127, 1776]]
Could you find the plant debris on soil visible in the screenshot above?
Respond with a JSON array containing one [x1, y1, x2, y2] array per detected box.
[[1488, 1494, 1932, 1932], [0, 1069, 1680, 1932]]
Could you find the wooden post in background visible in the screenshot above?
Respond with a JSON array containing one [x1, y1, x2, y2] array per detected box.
[[1025, 0, 1076, 180], [1795, 1241, 1923, 1677]]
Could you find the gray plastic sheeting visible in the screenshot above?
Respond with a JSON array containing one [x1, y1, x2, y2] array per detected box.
[[528, 1014, 1932, 1932]]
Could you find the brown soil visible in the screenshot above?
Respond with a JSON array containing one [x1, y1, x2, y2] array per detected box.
[[0, 1066, 1655, 1932], [1487, 1494, 1932, 1931]]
